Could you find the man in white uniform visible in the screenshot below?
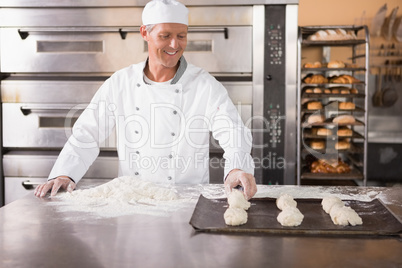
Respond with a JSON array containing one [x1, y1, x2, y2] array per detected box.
[[35, 0, 257, 199]]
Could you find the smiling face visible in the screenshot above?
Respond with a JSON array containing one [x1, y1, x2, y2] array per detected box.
[[141, 23, 188, 79]]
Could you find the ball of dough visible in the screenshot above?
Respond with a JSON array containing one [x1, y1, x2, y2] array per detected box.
[[321, 196, 344, 214], [227, 189, 251, 210], [277, 207, 304, 227], [330, 205, 363, 226], [224, 207, 248, 226], [276, 194, 297, 210]]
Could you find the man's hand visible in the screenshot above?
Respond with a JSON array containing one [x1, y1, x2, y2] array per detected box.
[[224, 169, 257, 200], [34, 176, 76, 198]]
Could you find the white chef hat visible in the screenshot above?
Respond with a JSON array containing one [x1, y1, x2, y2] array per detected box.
[[142, 0, 189, 26]]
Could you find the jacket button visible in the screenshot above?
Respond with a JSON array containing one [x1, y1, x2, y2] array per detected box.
[[136, 83, 141, 87], [136, 107, 140, 111], [173, 110, 177, 115], [135, 172, 139, 175], [168, 154, 173, 159], [175, 89, 180, 93], [135, 130, 139, 134], [167, 176, 172, 180], [136, 151, 140, 154], [171, 132, 175, 136]]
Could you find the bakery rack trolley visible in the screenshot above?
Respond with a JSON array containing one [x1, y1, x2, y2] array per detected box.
[[296, 25, 369, 186]]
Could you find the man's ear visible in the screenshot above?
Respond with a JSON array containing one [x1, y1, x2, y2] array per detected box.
[[140, 25, 148, 41]]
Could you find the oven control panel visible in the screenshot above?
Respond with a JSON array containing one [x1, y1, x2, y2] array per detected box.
[[263, 5, 286, 185]]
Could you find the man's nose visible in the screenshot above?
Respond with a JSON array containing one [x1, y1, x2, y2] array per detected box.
[[170, 37, 179, 49]]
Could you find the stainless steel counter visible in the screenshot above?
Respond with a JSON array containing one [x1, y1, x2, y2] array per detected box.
[[0, 185, 401, 268]]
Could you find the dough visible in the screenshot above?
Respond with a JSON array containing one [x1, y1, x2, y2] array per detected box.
[[224, 207, 248, 226], [276, 193, 297, 210], [321, 196, 344, 214], [227, 189, 251, 210], [330, 205, 362, 226], [277, 207, 304, 227]]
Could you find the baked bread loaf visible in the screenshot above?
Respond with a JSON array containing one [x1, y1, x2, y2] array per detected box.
[[330, 75, 359, 84], [304, 61, 322, 68], [332, 115, 355, 124], [307, 29, 357, 41], [337, 127, 353, 137], [311, 140, 325, 150], [338, 102, 355, 110], [308, 114, 325, 124], [307, 101, 323, 110], [340, 89, 350, 94], [327, 60, 345, 68], [335, 140, 351, 150], [331, 88, 340, 94], [317, 128, 332, 136], [350, 88, 358, 94], [310, 158, 351, 174], [313, 88, 323, 93], [304, 74, 328, 84], [324, 89, 331, 94]]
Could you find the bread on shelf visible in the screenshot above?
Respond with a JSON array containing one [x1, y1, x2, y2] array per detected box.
[[307, 28, 357, 41], [307, 114, 325, 124], [335, 140, 351, 150], [332, 115, 356, 124], [337, 127, 353, 137], [338, 102, 355, 110], [329, 75, 360, 84], [310, 158, 351, 174], [327, 60, 345, 68], [307, 101, 323, 110], [303, 74, 328, 84], [310, 140, 325, 150], [316, 128, 333, 136], [304, 61, 322, 68]]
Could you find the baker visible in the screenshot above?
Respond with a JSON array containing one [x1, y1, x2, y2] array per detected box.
[[34, 0, 257, 200]]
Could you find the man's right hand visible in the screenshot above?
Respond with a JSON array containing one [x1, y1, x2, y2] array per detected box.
[[34, 176, 76, 198]]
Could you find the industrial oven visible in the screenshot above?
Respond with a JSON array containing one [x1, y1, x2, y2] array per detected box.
[[0, 0, 299, 205]]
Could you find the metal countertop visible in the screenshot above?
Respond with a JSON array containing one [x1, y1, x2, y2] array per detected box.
[[0, 185, 401, 268]]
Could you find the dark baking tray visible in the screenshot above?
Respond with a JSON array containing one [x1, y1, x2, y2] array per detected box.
[[189, 195, 402, 236]]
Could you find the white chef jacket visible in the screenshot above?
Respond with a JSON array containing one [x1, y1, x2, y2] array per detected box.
[[48, 57, 254, 184]]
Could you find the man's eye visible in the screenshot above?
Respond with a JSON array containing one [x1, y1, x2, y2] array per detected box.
[[161, 35, 169, 39]]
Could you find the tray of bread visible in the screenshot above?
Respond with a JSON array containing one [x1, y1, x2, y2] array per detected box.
[[302, 114, 364, 127], [300, 157, 360, 179], [302, 87, 365, 98], [303, 127, 364, 139], [302, 74, 364, 85], [302, 60, 364, 71], [302, 140, 363, 154], [302, 101, 365, 113], [189, 194, 402, 236], [300, 27, 366, 46]]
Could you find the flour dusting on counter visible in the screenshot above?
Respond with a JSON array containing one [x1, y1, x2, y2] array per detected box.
[[49, 176, 226, 219]]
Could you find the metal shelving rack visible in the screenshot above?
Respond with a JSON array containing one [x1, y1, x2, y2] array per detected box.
[[296, 25, 369, 186]]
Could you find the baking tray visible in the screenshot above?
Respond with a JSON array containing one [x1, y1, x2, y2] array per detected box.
[[189, 195, 402, 236]]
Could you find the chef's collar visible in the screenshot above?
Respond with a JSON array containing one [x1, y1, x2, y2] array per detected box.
[[143, 56, 187, 85]]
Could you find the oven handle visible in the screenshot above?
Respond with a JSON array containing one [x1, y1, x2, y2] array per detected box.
[[22, 180, 42, 190], [20, 105, 85, 116], [17, 27, 229, 40], [17, 27, 140, 40]]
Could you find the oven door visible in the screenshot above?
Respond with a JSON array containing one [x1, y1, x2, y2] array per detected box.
[[1, 25, 251, 74]]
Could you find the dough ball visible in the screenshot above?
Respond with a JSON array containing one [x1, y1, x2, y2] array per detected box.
[[224, 207, 248, 226], [321, 196, 344, 214], [276, 193, 297, 210], [277, 207, 304, 227], [227, 189, 251, 210], [330, 205, 363, 226]]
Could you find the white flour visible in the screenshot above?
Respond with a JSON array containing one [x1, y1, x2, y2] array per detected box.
[[48, 177, 386, 219]]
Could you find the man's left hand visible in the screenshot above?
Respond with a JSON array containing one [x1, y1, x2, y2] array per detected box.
[[224, 169, 257, 200]]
